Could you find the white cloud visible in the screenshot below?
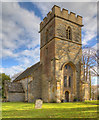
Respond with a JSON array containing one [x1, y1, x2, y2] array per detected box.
[[1, 65, 25, 77], [16, 47, 40, 65], [1, 46, 40, 77], [92, 43, 99, 50], [2, 2, 41, 52], [0, 47, 40, 77], [2, 2, 41, 53], [2, 49, 17, 58], [1, 2, 41, 76]]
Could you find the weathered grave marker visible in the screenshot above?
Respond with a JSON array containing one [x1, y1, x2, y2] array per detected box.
[[35, 99, 43, 109]]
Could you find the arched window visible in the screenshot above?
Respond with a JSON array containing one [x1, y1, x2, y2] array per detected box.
[[66, 27, 72, 40], [68, 28, 71, 40], [64, 64, 73, 88]]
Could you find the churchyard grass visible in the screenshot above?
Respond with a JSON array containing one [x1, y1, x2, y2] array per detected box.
[[2, 100, 98, 118]]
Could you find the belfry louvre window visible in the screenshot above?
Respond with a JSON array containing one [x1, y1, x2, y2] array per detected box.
[[64, 76, 67, 87], [66, 27, 72, 40], [66, 29, 68, 39]]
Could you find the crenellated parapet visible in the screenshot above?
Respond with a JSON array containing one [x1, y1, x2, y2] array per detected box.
[[40, 5, 83, 31]]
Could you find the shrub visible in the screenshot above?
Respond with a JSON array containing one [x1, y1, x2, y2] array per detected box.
[[38, 98, 42, 100], [51, 100, 57, 103], [61, 99, 64, 103], [73, 97, 78, 102], [3, 96, 6, 99], [98, 95, 99, 100]]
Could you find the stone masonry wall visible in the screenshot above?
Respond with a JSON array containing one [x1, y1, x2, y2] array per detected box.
[[16, 65, 42, 102], [18, 77, 33, 101], [4, 81, 25, 102], [8, 93, 25, 102], [54, 16, 82, 101], [30, 65, 42, 102], [40, 17, 56, 102]]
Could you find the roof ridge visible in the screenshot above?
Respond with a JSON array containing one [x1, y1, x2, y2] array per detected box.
[[13, 62, 40, 82]]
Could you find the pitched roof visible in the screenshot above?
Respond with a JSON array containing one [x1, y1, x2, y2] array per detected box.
[[7, 82, 24, 93], [14, 62, 40, 82]]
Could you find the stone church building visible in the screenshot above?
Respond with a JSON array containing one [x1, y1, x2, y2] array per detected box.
[[4, 5, 90, 103]]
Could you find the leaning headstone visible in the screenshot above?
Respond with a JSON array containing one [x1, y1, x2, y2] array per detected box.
[[35, 99, 43, 109]]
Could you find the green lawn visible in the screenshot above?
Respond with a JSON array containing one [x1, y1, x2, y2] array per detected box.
[[2, 100, 98, 118]]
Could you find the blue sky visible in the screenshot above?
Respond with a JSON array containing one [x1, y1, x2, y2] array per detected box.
[[0, 2, 98, 84]]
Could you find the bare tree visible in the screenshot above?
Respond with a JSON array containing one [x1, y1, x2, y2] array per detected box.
[[82, 46, 98, 82], [82, 46, 98, 99]]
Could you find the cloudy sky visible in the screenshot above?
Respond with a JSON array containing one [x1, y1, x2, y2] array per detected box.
[[0, 1, 98, 84]]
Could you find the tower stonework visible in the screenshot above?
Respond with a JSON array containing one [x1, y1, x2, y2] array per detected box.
[[40, 5, 83, 102]]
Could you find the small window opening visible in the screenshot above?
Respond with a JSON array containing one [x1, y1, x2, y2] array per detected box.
[[65, 65, 67, 69], [46, 47, 48, 55]]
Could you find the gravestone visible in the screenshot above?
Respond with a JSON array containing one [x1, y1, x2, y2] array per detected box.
[[35, 99, 43, 109]]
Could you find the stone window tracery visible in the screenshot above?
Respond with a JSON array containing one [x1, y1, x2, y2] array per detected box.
[[64, 76, 67, 87], [64, 64, 73, 88]]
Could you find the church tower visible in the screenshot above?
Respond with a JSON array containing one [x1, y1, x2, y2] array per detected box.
[[40, 5, 83, 102]]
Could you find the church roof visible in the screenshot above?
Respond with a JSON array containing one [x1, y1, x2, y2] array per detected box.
[[14, 62, 40, 82]]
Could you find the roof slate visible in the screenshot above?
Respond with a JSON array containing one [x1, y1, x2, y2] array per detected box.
[[14, 62, 40, 82]]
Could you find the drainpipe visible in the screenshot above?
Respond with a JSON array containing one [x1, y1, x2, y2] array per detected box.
[[27, 78, 28, 102]]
